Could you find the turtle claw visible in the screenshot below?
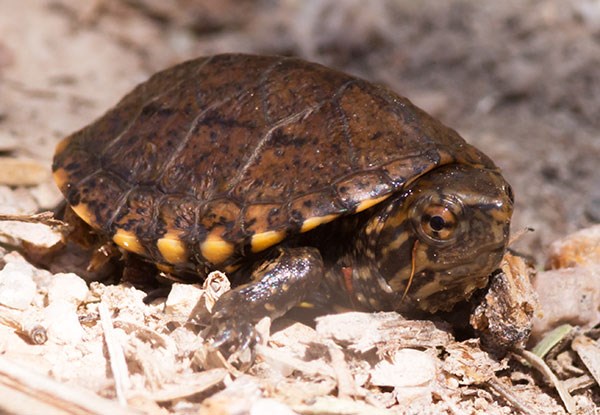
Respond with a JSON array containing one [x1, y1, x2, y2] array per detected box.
[[201, 316, 260, 371]]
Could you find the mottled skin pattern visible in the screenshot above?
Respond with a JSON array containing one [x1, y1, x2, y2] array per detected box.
[[53, 54, 513, 360]]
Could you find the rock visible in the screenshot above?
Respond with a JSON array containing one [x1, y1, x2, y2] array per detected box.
[[546, 224, 600, 269], [0, 261, 37, 309], [165, 283, 203, 317], [44, 300, 85, 344], [47, 273, 89, 306], [530, 267, 600, 343], [370, 348, 436, 390]]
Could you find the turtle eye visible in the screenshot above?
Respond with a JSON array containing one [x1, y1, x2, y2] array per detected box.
[[411, 195, 463, 244], [420, 205, 458, 241]]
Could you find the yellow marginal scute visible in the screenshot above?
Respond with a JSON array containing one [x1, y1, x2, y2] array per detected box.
[[70, 202, 96, 228], [250, 230, 286, 253], [200, 236, 234, 265], [355, 194, 390, 213], [157, 235, 188, 264], [157, 263, 175, 274], [51, 168, 70, 191], [54, 136, 72, 156], [300, 214, 338, 233], [113, 228, 145, 255]]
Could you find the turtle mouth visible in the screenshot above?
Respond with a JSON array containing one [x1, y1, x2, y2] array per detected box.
[[393, 238, 507, 313]]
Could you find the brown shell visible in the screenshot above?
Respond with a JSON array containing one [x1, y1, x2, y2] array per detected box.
[[53, 54, 496, 267]]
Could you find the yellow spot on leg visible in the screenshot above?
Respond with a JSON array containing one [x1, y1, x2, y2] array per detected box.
[[300, 214, 338, 233], [251, 230, 286, 253], [157, 235, 188, 264], [113, 229, 145, 255], [200, 237, 234, 265]]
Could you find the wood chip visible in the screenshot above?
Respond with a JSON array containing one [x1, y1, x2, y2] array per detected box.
[[99, 302, 131, 406], [517, 349, 577, 414], [486, 377, 541, 415], [0, 354, 144, 415], [293, 396, 390, 415], [326, 340, 360, 398], [0, 157, 49, 186], [316, 311, 452, 354], [150, 369, 228, 402], [571, 335, 600, 388]]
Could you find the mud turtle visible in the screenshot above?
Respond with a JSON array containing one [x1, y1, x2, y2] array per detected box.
[[53, 54, 513, 358]]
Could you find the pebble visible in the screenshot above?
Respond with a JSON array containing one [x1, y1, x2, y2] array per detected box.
[[0, 261, 37, 310], [370, 349, 436, 404], [165, 283, 203, 316], [370, 349, 436, 388], [47, 273, 89, 306], [546, 224, 600, 269], [44, 300, 85, 344], [530, 267, 600, 343], [531, 225, 600, 344]]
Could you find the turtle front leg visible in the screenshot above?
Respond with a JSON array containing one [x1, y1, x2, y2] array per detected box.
[[200, 247, 324, 366]]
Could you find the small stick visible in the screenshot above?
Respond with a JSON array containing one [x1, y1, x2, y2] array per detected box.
[[99, 303, 131, 406]]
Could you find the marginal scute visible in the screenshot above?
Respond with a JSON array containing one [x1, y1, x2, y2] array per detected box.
[[383, 156, 433, 185], [300, 214, 339, 233], [250, 230, 286, 253], [112, 188, 157, 240], [242, 203, 286, 236], [199, 199, 241, 240], [200, 236, 234, 265], [355, 195, 391, 213], [156, 263, 175, 274], [335, 172, 393, 209], [113, 228, 145, 255], [54, 136, 72, 157], [289, 190, 345, 229], [70, 202, 95, 228], [51, 168, 71, 195], [157, 234, 188, 264]]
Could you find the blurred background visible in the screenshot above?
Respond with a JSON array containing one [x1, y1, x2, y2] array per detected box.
[[1, 0, 599, 262]]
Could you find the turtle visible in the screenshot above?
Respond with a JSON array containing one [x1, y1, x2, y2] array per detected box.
[[52, 53, 513, 361]]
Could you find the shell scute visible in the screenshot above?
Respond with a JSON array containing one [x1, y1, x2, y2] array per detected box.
[[69, 172, 127, 232], [334, 171, 394, 210], [111, 188, 158, 240]]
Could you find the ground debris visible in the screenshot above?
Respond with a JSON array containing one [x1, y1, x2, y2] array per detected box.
[[0, 211, 64, 248], [0, 157, 49, 186], [531, 225, 600, 343], [546, 224, 600, 269], [471, 252, 539, 350], [2, 248, 559, 414], [316, 311, 453, 354]]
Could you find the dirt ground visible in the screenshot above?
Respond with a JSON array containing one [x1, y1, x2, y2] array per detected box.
[[1, 1, 599, 414]]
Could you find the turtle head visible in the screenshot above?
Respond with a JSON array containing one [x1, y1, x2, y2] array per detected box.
[[373, 164, 513, 313]]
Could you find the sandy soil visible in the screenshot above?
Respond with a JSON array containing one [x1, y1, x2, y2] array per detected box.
[[1, 1, 599, 414]]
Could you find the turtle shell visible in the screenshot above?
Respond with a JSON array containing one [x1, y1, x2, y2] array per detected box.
[[52, 54, 496, 269]]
